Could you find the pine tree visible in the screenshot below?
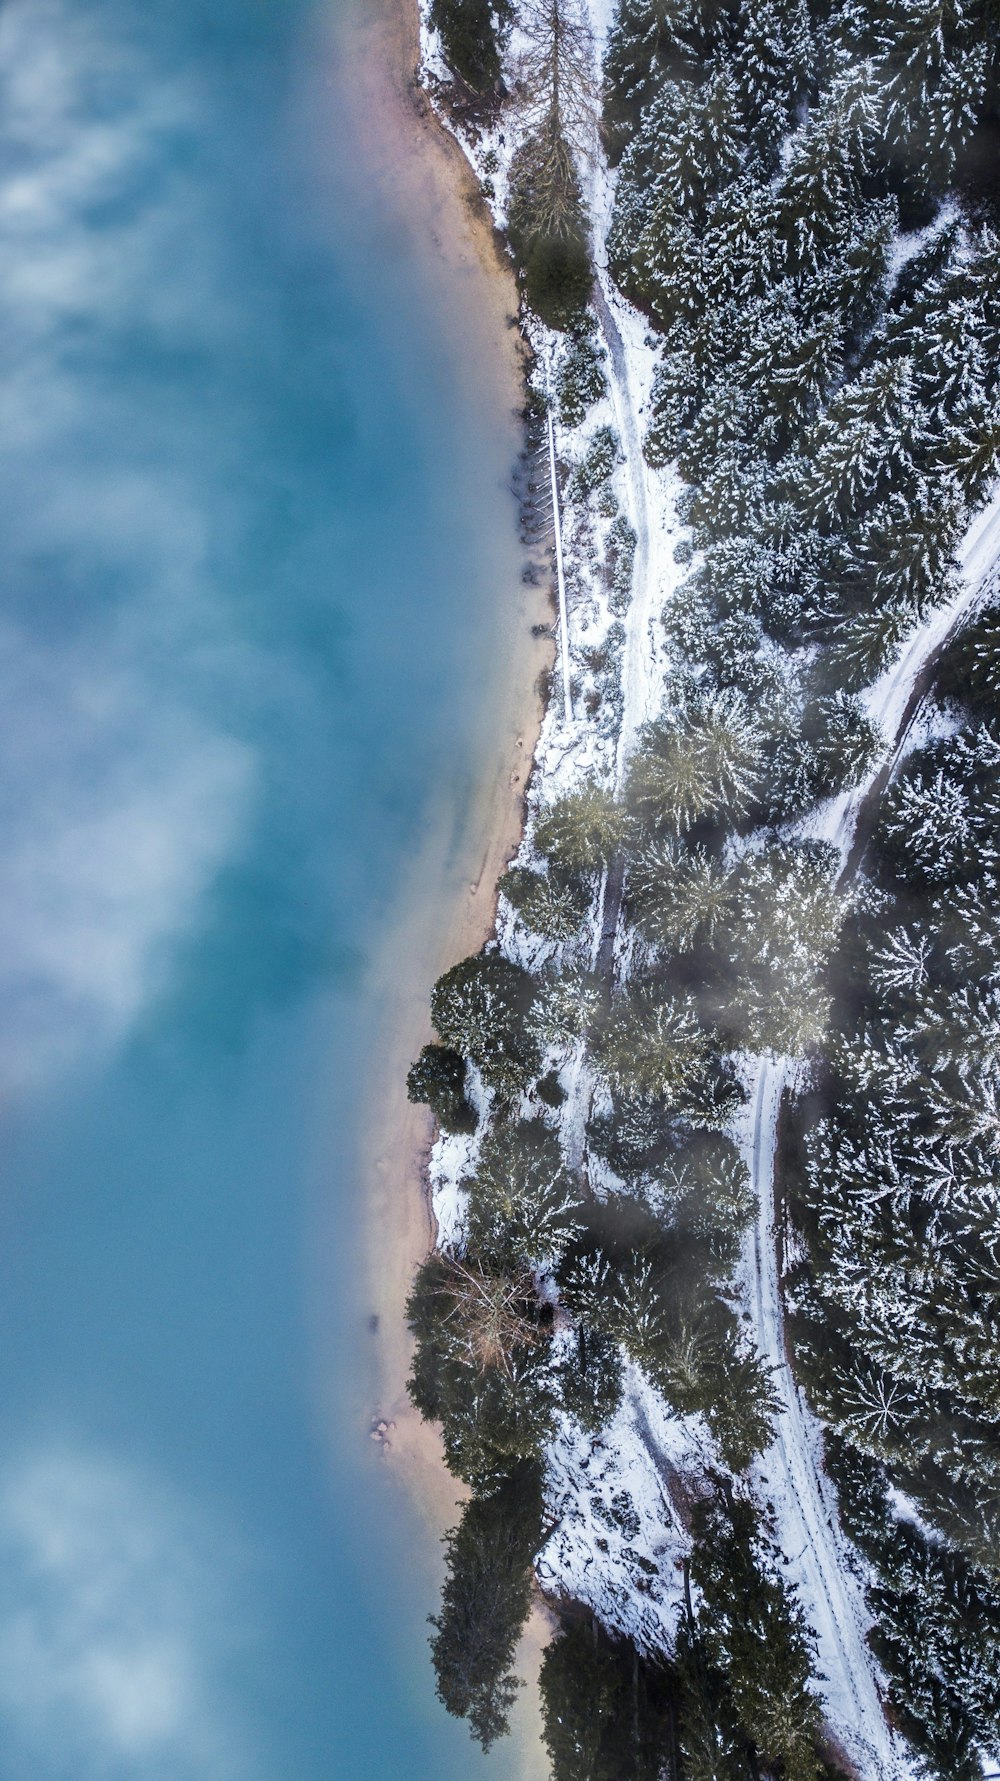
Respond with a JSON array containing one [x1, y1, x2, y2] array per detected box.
[[529, 965, 603, 1050], [846, 483, 961, 614], [467, 1118, 584, 1264], [798, 358, 916, 528], [540, 1613, 678, 1781], [866, 0, 995, 197], [629, 839, 736, 949], [729, 842, 843, 1054], [776, 63, 880, 275], [688, 1490, 824, 1780], [501, 864, 589, 939], [534, 782, 624, 872], [879, 767, 977, 884], [733, 0, 812, 165], [595, 989, 714, 1103], [749, 300, 843, 444], [430, 1461, 544, 1749], [939, 399, 1000, 506], [627, 689, 763, 833], [407, 1043, 477, 1133], [431, 953, 540, 1096]]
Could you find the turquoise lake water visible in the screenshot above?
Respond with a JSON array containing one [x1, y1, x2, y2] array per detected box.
[[0, 1, 532, 1775]]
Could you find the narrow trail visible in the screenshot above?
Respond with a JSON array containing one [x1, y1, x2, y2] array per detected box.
[[588, 270, 662, 978], [580, 278, 654, 985], [568, 35, 1000, 1763], [748, 1057, 900, 1778], [589, 277, 656, 776], [745, 484, 1000, 1776]]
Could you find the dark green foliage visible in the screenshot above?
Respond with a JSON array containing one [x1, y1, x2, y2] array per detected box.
[[559, 1233, 775, 1470], [536, 1067, 567, 1107], [558, 327, 609, 428], [824, 1433, 1000, 1779], [595, 988, 718, 1107], [800, 692, 883, 795], [501, 864, 590, 939], [629, 839, 736, 949], [406, 1251, 556, 1488], [430, 0, 509, 92], [523, 230, 594, 329], [430, 1461, 544, 1748], [654, 1132, 756, 1270], [688, 1490, 824, 1780], [674, 1613, 752, 1781], [938, 598, 1000, 717], [540, 1614, 678, 1781], [587, 1092, 686, 1186], [570, 426, 620, 500], [407, 1043, 477, 1134], [557, 1325, 625, 1431], [431, 952, 540, 1097], [508, 125, 593, 329]]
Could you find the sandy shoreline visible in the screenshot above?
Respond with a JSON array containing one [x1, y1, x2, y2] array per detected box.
[[343, 0, 548, 1503], [341, 0, 556, 1767]]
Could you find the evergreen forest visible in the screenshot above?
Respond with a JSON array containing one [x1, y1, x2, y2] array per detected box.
[[408, 0, 1000, 1773]]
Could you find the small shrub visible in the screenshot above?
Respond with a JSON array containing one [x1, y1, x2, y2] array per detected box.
[[557, 329, 608, 428], [570, 426, 620, 501], [607, 515, 636, 614]]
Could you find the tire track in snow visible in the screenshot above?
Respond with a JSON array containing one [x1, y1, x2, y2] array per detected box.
[[572, 32, 1000, 1758], [749, 1057, 902, 1779], [745, 484, 1000, 1775]]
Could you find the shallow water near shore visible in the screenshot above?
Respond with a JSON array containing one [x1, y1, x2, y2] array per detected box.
[[0, 1, 541, 1775]]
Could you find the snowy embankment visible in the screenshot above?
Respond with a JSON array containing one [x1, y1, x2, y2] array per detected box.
[[417, 0, 1000, 1763], [420, 0, 701, 1650]]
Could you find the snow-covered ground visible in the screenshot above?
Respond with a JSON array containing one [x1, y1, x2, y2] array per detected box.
[[734, 486, 1000, 1778], [416, 3, 1000, 1769]]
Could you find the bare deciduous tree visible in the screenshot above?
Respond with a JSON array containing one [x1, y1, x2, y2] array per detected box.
[[513, 0, 597, 154]]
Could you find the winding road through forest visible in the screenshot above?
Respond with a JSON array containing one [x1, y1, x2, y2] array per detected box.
[[743, 486, 1000, 1776], [589, 203, 1000, 1770]]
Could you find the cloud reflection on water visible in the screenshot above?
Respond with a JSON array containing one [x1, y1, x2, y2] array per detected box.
[[0, 1441, 256, 1780], [0, 0, 259, 1094]]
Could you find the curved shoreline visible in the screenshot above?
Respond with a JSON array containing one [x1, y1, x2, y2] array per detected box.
[[345, 0, 555, 1768]]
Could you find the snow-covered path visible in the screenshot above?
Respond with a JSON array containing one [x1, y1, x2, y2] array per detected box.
[[590, 276, 658, 777], [586, 140, 1000, 1754], [743, 483, 1000, 1775], [585, 190, 910, 1761], [747, 1057, 903, 1778]]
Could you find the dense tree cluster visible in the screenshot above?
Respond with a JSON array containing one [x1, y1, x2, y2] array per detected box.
[[429, 1461, 544, 1748], [411, 0, 1000, 1769], [785, 611, 1000, 1775], [606, 0, 999, 715], [536, 1488, 831, 1780], [680, 1489, 825, 1781]]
